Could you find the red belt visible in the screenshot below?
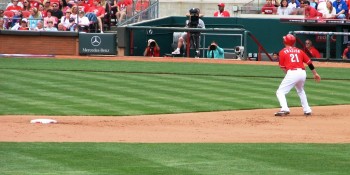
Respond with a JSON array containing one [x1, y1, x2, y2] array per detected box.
[[289, 68, 305, 70]]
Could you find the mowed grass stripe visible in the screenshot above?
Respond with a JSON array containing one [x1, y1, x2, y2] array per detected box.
[[1, 71, 114, 115], [3, 70, 148, 115]]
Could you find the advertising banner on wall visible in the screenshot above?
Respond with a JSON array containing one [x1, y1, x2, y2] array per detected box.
[[79, 33, 116, 55]]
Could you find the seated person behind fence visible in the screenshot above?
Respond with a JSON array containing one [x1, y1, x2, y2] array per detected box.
[[77, 10, 90, 32], [272, 52, 279, 61], [45, 20, 58, 31], [28, 7, 42, 30], [342, 42, 350, 59], [144, 39, 160, 57], [206, 41, 224, 59], [214, 3, 230, 17], [261, 0, 277, 14], [305, 39, 321, 58], [320, 0, 336, 18], [332, 0, 348, 19], [34, 20, 44, 30], [171, 8, 205, 55], [66, 17, 77, 31], [277, 0, 293, 15], [57, 22, 66, 31], [12, 18, 29, 30]]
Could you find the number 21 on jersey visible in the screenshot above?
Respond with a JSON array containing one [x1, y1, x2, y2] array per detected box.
[[290, 54, 300, 62]]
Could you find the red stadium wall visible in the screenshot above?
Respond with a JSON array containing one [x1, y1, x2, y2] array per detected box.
[[0, 35, 79, 55]]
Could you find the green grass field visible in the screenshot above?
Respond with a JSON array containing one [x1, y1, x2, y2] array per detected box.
[[1, 58, 350, 174]]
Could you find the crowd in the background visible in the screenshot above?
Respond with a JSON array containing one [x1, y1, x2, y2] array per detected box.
[[261, 0, 349, 19], [0, 0, 149, 32]]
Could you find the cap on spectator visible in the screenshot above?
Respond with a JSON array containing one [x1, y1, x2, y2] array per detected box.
[[218, 3, 225, 7], [21, 18, 28, 23]]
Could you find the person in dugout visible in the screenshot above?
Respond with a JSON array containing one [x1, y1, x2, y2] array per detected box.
[[144, 39, 160, 57]]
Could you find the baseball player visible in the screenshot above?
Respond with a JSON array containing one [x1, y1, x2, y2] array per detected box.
[[275, 34, 321, 116]]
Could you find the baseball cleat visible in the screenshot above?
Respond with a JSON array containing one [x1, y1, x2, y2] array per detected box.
[[304, 112, 312, 116], [274, 111, 290, 116]]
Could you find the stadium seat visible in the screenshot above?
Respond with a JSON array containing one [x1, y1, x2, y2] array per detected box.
[[22, 11, 31, 18], [3, 10, 14, 18]]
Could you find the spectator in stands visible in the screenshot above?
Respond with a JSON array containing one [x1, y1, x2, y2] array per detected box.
[[206, 41, 224, 59], [0, 9, 4, 18], [44, 9, 57, 27], [333, 0, 348, 19], [86, 0, 105, 33], [77, 10, 90, 32], [61, 9, 71, 28], [43, 0, 52, 12], [66, 17, 77, 31], [6, 0, 23, 13], [44, 20, 58, 31], [59, 0, 69, 11], [273, 0, 281, 7], [22, 0, 32, 11], [51, 3, 63, 21], [28, 7, 42, 30], [39, 3, 47, 17], [305, 39, 321, 58], [214, 3, 230, 17], [0, 17, 6, 30], [12, 18, 29, 30], [288, 0, 300, 8], [30, 0, 41, 9], [70, 5, 78, 20], [144, 39, 160, 57], [309, 0, 318, 9], [57, 22, 66, 31], [277, 0, 293, 15], [171, 8, 205, 55], [304, 0, 321, 18], [321, 0, 336, 18], [34, 20, 45, 30], [11, 10, 23, 28], [77, 0, 91, 13], [292, 0, 305, 15], [116, 0, 128, 24], [261, 0, 277, 14], [6, 0, 24, 9]]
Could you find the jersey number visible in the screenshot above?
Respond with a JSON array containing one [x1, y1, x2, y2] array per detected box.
[[290, 54, 300, 62]]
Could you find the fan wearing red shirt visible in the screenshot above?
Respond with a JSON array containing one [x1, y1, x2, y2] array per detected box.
[[304, 0, 322, 18], [214, 3, 230, 17], [87, 0, 105, 33], [261, 0, 276, 14], [275, 34, 321, 117], [6, 0, 23, 13]]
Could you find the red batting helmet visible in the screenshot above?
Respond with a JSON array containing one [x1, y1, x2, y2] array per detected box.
[[283, 34, 296, 46]]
